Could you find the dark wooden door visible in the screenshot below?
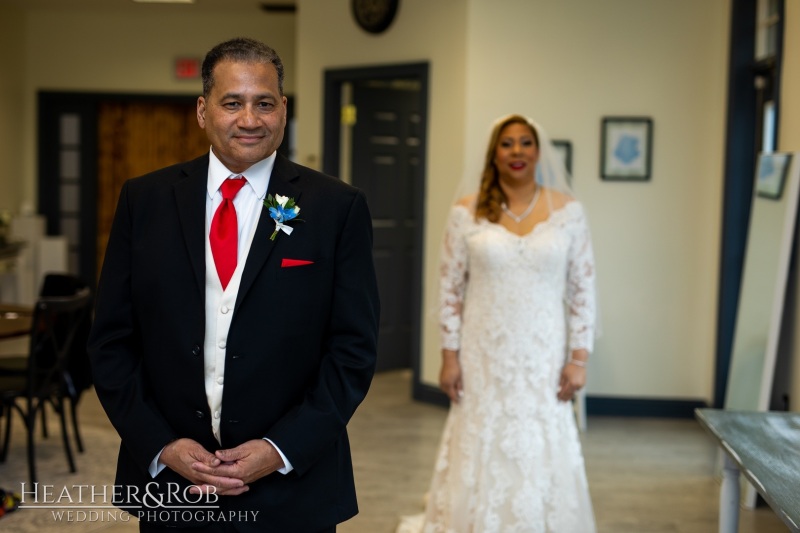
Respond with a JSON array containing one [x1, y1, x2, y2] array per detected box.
[[351, 80, 423, 371]]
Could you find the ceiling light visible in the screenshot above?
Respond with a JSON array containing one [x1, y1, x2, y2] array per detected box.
[[132, 0, 196, 4]]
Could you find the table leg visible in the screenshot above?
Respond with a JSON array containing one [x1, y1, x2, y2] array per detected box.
[[719, 452, 740, 533]]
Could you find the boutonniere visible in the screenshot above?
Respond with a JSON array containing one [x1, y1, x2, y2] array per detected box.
[[265, 194, 303, 241]]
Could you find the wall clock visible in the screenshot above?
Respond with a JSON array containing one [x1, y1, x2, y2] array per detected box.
[[351, 0, 399, 34]]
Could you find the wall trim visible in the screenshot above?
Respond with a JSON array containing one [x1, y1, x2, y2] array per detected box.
[[413, 384, 707, 418], [586, 396, 707, 418]]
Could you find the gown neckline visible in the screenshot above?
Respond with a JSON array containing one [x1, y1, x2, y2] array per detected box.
[[454, 200, 579, 238]]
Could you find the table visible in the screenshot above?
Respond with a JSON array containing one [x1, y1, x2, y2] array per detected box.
[[0, 303, 32, 339], [695, 408, 800, 533]]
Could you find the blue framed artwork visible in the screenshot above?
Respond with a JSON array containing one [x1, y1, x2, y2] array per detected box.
[[756, 152, 792, 200], [600, 117, 653, 181]]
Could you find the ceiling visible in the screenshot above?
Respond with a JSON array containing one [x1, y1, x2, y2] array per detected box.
[[0, 0, 295, 12]]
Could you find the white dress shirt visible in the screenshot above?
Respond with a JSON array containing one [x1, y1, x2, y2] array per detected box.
[[149, 148, 292, 477]]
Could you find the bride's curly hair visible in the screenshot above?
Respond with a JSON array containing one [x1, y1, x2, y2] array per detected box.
[[474, 114, 539, 222]]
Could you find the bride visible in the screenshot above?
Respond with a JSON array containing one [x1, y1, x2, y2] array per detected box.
[[399, 114, 598, 532]]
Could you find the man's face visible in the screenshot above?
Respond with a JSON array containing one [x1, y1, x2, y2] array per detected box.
[[197, 59, 287, 174]]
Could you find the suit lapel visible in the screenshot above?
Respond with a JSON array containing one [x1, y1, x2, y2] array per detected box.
[[235, 155, 301, 312], [174, 155, 210, 296]]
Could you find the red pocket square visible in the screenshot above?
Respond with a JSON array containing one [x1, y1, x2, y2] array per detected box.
[[281, 258, 314, 268]]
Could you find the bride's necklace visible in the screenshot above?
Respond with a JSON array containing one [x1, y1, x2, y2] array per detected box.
[[501, 186, 540, 223]]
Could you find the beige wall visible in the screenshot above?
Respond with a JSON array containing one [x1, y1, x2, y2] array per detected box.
[[4, 0, 778, 406], [780, 2, 800, 152], [0, 4, 26, 213], [454, 0, 729, 401], [16, 4, 296, 212], [781, 0, 800, 412], [297, 0, 729, 403], [295, 0, 469, 385]]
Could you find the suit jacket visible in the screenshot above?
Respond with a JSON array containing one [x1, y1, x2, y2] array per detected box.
[[88, 153, 380, 532]]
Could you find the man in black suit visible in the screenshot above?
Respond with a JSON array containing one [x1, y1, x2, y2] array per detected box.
[[88, 37, 379, 533]]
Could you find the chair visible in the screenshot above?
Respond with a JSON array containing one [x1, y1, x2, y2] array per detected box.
[[0, 273, 94, 452], [0, 288, 92, 485], [38, 274, 94, 452]]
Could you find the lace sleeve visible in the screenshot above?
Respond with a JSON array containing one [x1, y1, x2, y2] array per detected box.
[[439, 206, 469, 351], [566, 204, 597, 353]]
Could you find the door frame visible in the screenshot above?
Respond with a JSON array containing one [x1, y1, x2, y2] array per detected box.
[[322, 62, 429, 385]]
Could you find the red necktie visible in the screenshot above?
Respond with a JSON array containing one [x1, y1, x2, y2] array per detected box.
[[210, 178, 247, 289]]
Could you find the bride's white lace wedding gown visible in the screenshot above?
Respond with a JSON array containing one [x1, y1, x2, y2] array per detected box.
[[401, 200, 597, 533]]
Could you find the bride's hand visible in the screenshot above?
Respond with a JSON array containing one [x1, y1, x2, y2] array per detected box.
[[557, 362, 586, 402], [440, 349, 463, 403]]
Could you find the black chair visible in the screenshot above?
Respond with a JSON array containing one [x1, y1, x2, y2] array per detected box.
[[38, 274, 94, 452], [0, 273, 94, 452], [0, 288, 92, 485]]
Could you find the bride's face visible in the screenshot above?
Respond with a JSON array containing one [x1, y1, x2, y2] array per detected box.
[[493, 122, 539, 184]]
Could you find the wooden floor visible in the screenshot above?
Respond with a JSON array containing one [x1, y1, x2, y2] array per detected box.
[[0, 367, 789, 532]]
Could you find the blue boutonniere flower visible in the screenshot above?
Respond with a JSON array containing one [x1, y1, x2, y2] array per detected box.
[[265, 194, 302, 241]]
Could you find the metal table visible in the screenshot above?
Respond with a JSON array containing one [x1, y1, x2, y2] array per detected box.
[[695, 408, 800, 533]]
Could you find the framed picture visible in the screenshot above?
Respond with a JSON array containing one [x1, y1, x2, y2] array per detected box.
[[756, 152, 792, 200], [551, 139, 573, 177], [600, 117, 653, 181]]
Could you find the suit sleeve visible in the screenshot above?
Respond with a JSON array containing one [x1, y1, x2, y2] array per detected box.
[[87, 181, 178, 472], [264, 190, 380, 475]]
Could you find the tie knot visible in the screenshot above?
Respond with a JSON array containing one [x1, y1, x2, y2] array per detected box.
[[220, 178, 246, 200]]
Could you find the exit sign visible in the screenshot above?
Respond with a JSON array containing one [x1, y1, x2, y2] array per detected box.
[[175, 57, 201, 80]]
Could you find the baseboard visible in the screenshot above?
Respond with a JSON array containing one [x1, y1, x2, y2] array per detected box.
[[412, 380, 707, 418], [586, 396, 707, 418], [412, 381, 449, 408]]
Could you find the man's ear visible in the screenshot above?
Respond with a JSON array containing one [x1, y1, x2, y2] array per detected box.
[[197, 97, 207, 128]]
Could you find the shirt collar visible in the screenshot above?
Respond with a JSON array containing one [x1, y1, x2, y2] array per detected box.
[[206, 147, 275, 200]]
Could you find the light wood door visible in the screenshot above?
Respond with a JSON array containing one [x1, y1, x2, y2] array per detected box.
[[96, 101, 209, 274]]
